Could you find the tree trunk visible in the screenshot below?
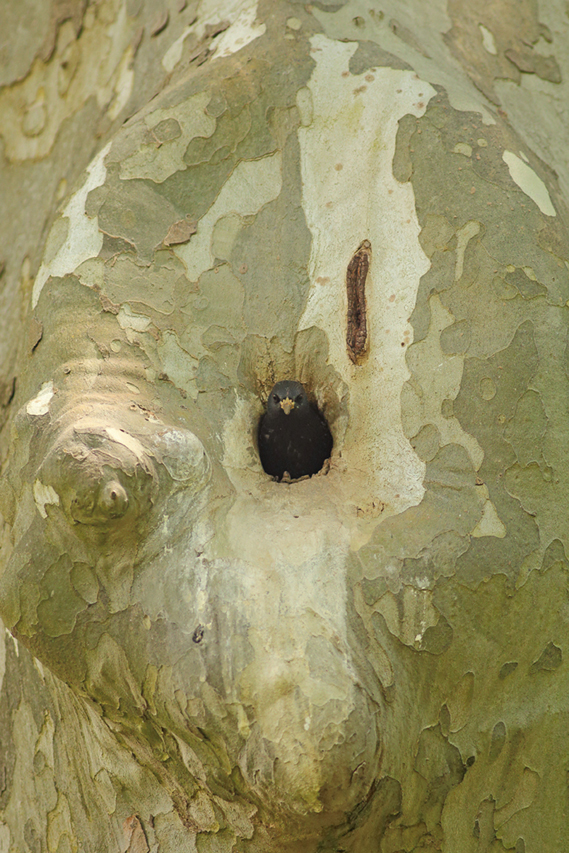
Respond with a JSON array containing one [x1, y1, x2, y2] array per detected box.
[[1, 1, 568, 850]]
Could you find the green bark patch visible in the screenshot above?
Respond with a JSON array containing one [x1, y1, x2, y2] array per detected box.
[[348, 40, 412, 74], [90, 176, 181, 264], [414, 724, 466, 827], [420, 615, 453, 656], [529, 642, 562, 674], [400, 89, 569, 592], [234, 136, 311, 351], [399, 92, 569, 305], [503, 268, 548, 300], [358, 443, 483, 587], [410, 423, 441, 462], [504, 389, 547, 470], [454, 322, 540, 585], [489, 721, 507, 762], [439, 319, 471, 355], [37, 555, 87, 637], [444, 0, 560, 104]]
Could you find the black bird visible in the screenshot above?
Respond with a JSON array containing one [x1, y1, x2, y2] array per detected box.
[[258, 380, 333, 480]]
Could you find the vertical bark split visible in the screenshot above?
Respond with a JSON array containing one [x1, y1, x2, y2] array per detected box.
[[346, 239, 371, 364]]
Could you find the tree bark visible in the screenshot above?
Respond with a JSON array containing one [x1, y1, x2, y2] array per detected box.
[[1, 1, 568, 850]]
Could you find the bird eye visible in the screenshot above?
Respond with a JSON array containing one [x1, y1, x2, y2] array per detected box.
[[272, 394, 279, 403], [295, 395, 303, 403]]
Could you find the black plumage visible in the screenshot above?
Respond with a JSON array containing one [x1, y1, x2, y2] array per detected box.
[[258, 380, 333, 480]]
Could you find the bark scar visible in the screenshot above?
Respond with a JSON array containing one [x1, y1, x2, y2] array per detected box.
[[346, 240, 371, 363]]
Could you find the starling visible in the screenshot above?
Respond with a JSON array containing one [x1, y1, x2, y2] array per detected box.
[[258, 380, 333, 480]]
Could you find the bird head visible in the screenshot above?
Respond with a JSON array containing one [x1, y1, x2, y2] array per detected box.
[[266, 380, 308, 417]]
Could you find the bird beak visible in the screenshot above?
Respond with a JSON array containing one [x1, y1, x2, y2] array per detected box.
[[280, 396, 295, 414]]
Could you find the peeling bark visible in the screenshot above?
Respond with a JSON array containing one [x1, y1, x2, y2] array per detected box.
[[1, 1, 569, 851]]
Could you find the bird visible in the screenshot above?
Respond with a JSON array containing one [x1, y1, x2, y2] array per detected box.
[[258, 380, 333, 481]]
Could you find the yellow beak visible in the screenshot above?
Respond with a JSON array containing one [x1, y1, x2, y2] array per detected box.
[[280, 396, 295, 414]]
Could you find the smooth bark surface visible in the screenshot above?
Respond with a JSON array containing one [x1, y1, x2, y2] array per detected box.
[[1, 1, 569, 850]]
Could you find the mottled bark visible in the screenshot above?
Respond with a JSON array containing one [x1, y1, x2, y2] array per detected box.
[[1, 1, 568, 851]]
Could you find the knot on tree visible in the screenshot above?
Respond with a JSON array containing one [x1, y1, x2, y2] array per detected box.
[[35, 418, 211, 538]]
